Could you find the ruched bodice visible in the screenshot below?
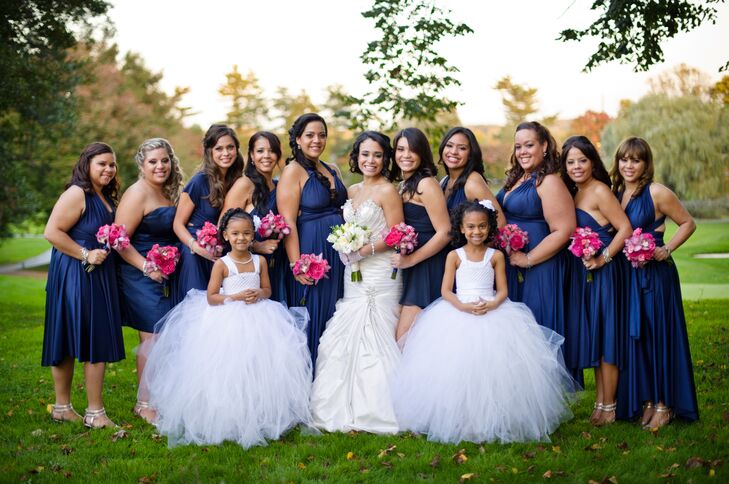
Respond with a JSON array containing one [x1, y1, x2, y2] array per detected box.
[[621, 186, 666, 245], [455, 248, 496, 302], [496, 174, 550, 251], [221, 255, 261, 295], [298, 164, 347, 224], [343, 199, 387, 239]]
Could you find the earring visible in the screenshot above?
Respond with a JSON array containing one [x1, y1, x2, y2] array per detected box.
[[297, 144, 301, 150], [543, 151, 547, 157]]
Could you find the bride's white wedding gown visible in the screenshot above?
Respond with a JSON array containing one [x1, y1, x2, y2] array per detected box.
[[310, 199, 402, 434]]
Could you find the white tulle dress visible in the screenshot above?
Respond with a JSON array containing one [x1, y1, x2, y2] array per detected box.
[[309, 199, 402, 434], [142, 254, 313, 448], [392, 247, 576, 444]]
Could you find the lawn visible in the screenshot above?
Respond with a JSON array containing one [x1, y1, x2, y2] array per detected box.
[[0, 274, 727, 482], [0, 238, 50, 266]]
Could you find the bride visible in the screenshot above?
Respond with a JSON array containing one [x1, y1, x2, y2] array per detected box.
[[310, 131, 404, 434]]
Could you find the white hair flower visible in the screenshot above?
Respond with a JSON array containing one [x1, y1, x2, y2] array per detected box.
[[252, 215, 262, 232], [478, 199, 495, 212]]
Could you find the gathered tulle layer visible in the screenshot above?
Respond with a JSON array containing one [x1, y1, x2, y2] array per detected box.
[[142, 290, 312, 448], [393, 297, 577, 444]]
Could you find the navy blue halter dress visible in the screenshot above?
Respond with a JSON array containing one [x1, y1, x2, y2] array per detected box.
[[287, 163, 346, 365], [42, 191, 125, 366], [616, 185, 698, 421], [441, 175, 467, 212], [119, 206, 178, 333], [175, 172, 221, 302], [250, 181, 289, 304], [496, 174, 567, 336]]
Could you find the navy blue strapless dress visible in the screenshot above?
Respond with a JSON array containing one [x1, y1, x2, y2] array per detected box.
[[250, 183, 289, 304], [42, 191, 125, 366], [563, 209, 625, 380], [287, 163, 346, 365], [616, 185, 698, 421], [175, 172, 221, 302], [441, 176, 467, 213], [119, 206, 178, 333], [399, 202, 449, 308], [496, 174, 567, 336]]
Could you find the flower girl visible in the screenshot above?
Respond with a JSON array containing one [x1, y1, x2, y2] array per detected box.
[[142, 208, 312, 448], [392, 200, 576, 444]]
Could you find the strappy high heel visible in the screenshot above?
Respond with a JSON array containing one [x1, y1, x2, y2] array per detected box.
[[51, 403, 82, 423], [595, 402, 616, 427], [645, 405, 673, 430], [589, 402, 603, 424], [640, 402, 655, 427], [132, 400, 156, 425], [83, 407, 116, 429]]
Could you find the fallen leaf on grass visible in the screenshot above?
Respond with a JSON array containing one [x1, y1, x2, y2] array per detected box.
[[60, 445, 73, 455], [359, 466, 369, 474], [63, 471, 72, 478], [111, 430, 128, 442], [429, 454, 441, 468], [581, 431, 592, 440], [522, 451, 536, 460], [31, 429, 42, 437], [346, 451, 355, 460], [552, 445, 561, 453], [479, 446, 485, 454], [543, 470, 553, 479], [710, 469, 716, 477], [378, 444, 397, 458], [151, 434, 162, 442], [452, 449, 468, 464], [297, 463, 306, 470], [30, 466, 44, 474], [459, 473, 477, 482], [584, 443, 602, 451], [495, 465, 509, 473], [46, 404, 53, 414], [616, 442, 629, 450], [685, 456, 706, 469], [380, 460, 393, 469], [137, 473, 157, 483]]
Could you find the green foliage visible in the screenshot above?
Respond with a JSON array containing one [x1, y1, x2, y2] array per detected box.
[[559, 0, 725, 72], [601, 94, 729, 199], [337, 0, 472, 141], [272, 87, 318, 134], [710, 75, 729, 104]]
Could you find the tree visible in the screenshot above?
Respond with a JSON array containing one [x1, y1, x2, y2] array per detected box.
[[710, 75, 729, 104], [558, 0, 726, 72], [339, 0, 473, 141], [218, 66, 268, 134], [648, 63, 712, 100], [571, 110, 612, 148], [601, 93, 729, 199], [271, 87, 317, 133], [494, 76, 540, 127]]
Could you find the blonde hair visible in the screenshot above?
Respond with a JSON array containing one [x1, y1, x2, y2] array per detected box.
[[135, 138, 184, 203]]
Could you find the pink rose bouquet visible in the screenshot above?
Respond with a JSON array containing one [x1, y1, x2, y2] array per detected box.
[[568, 227, 604, 282], [255, 211, 290, 268], [86, 223, 130, 272], [145, 244, 180, 297], [383, 223, 418, 280], [292, 253, 331, 305], [623, 228, 656, 268], [496, 224, 529, 282], [196, 221, 223, 258]]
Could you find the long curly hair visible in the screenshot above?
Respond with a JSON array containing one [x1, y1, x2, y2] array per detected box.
[[610, 137, 655, 199], [134, 138, 184, 203], [286, 113, 335, 200], [348, 130, 394, 180], [503, 121, 560, 191], [200, 124, 245, 208], [245, 131, 282, 214], [448, 200, 499, 248], [390, 127, 437, 199], [66, 142, 121, 205], [438, 126, 487, 195], [217, 207, 254, 252], [559, 135, 611, 196]]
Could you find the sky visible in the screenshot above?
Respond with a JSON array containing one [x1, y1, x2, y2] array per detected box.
[[109, 0, 729, 128]]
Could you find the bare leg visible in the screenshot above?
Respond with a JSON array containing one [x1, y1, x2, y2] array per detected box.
[[590, 366, 603, 424], [50, 357, 81, 421], [395, 305, 421, 346], [83, 361, 115, 427], [134, 331, 157, 423], [596, 359, 618, 425], [647, 400, 672, 429]]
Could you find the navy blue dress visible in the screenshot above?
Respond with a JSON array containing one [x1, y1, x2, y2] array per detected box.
[[564, 209, 624, 381], [250, 182, 289, 304], [399, 202, 449, 308], [119, 206, 177, 333], [441, 175, 467, 212], [175, 172, 221, 301], [616, 185, 698, 421], [42, 191, 125, 366], [496, 174, 567, 336], [287, 163, 346, 365]]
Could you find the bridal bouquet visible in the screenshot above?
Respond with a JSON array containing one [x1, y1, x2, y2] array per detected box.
[[568, 227, 604, 282], [328, 222, 369, 282], [196, 221, 223, 258], [86, 223, 130, 272], [384, 223, 418, 280], [623, 228, 656, 268], [292, 253, 331, 305], [255, 211, 290, 268], [145, 244, 180, 297], [496, 224, 529, 282]]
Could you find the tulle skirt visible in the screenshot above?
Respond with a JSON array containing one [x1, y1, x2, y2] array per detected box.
[[393, 297, 576, 444], [142, 290, 313, 448]]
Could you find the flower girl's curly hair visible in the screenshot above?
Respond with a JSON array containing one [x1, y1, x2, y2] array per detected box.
[[449, 200, 499, 248], [218, 208, 254, 250]]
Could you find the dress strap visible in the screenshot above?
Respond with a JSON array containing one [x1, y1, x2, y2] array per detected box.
[[221, 255, 238, 275], [252, 254, 260, 274], [483, 248, 495, 265], [455, 247, 466, 262], [440, 176, 449, 190]]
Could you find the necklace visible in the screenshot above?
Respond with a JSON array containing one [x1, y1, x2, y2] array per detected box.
[[229, 254, 253, 265]]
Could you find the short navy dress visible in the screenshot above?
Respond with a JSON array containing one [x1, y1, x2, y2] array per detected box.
[[42, 191, 125, 366], [119, 206, 178, 333], [250, 181, 289, 303]]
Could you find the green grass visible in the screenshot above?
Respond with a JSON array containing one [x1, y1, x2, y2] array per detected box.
[[0, 237, 51, 265], [665, 220, 729, 285], [0, 274, 727, 482]]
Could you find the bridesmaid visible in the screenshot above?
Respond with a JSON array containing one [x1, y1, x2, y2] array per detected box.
[[115, 138, 183, 423], [390, 127, 451, 341], [173, 124, 244, 300], [612, 137, 698, 428], [495, 121, 575, 337], [560, 136, 632, 426], [277, 113, 347, 365], [439, 126, 505, 227], [42, 142, 125, 428], [221, 131, 288, 303]]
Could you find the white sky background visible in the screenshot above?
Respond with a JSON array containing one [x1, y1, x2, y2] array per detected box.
[[110, 0, 729, 127]]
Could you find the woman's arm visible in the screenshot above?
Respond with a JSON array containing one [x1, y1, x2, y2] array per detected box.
[[277, 163, 311, 285], [115, 186, 166, 282], [220, 176, 254, 223], [510, 174, 576, 268], [44, 186, 108, 265], [651, 183, 696, 261], [464, 173, 506, 228]]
